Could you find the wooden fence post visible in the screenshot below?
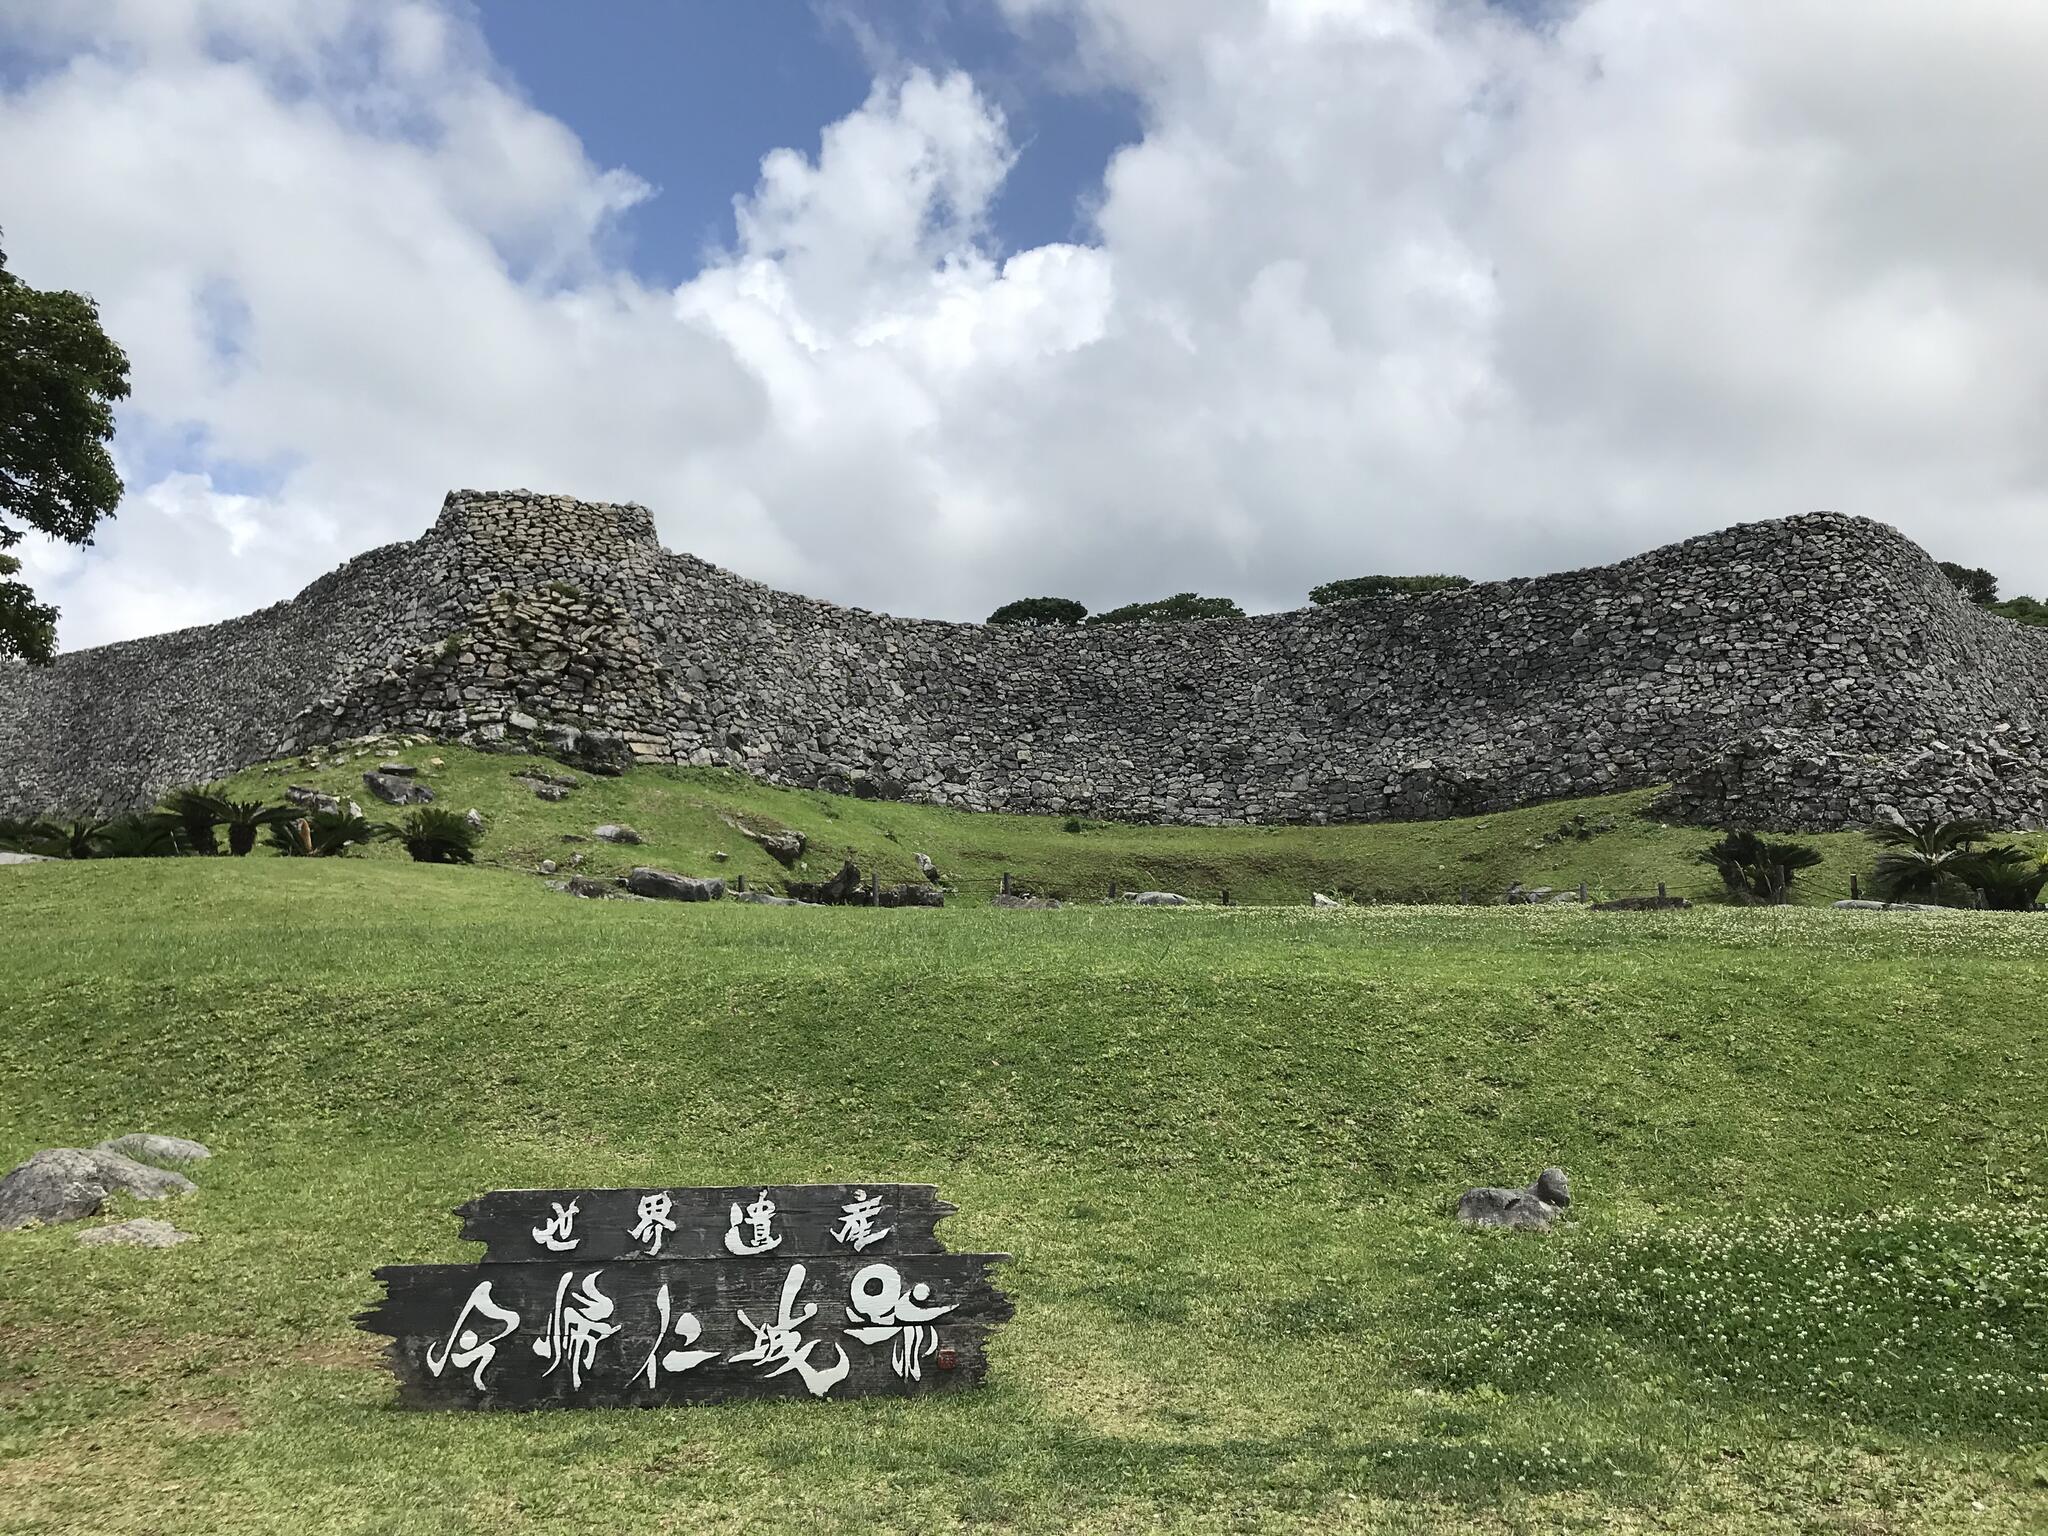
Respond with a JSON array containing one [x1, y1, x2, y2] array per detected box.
[[735, 874, 745, 893], [1221, 888, 1231, 907], [1109, 881, 1119, 900], [1001, 872, 1011, 897], [1657, 882, 1668, 902], [1850, 873, 1860, 900], [870, 872, 880, 907]]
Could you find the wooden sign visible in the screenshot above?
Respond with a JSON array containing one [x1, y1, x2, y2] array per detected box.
[[357, 1184, 1013, 1409]]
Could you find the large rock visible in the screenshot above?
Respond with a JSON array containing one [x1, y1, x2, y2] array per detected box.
[[77, 1217, 196, 1248], [95, 1134, 211, 1166], [285, 784, 341, 814], [0, 851, 53, 864], [363, 770, 434, 806], [592, 824, 645, 845], [721, 813, 805, 866], [786, 860, 863, 905], [730, 890, 814, 907], [1130, 891, 1192, 907], [626, 866, 726, 902], [879, 883, 944, 908], [916, 853, 943, 885], [1457, 1167, 1571, 1232], [0, 1148, 197, 1231]]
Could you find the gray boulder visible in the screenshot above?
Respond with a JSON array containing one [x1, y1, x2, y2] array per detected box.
[[592, 824, 645, 845], [994, 893, 1063, 910], [0, 851, 53, 865], [626, 867, 726, 902], [730, 890, 814, 906], [879, 883, 944, 908], [1457, 1167, 1571, 1232], [376, 762, 417, 777], [77, 1218, 196, 1248], [916, 853, 943, 885], [1832, 900, 1966, 914], [1312, 892, 1341, 908], [285, 784, 340, 814], [363, 771, 434, 806], [95, 1134, 211, 1166], [464, 809, 486, 833], [1, 1148, 197, 1231], [1130, 891, 1192, 907]]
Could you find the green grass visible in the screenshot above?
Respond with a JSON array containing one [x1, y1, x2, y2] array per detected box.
[[1, 856, 2044, 1532], [202, 738, 2005, 908]]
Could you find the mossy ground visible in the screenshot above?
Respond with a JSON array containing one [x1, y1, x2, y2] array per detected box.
[[1, 850, 2044, 1533]]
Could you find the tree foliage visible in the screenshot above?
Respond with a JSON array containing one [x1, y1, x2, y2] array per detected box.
[[1937, 562, 1998, 606], [1086, 593, 1244, 625], [1697, 829, 1823, 904], [1309, 573, 1472, 605], [0, 231, 131, 664], [987, 596, 1088, 626]]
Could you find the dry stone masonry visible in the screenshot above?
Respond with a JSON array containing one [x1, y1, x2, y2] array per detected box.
[[3, 490, 2046, 829]]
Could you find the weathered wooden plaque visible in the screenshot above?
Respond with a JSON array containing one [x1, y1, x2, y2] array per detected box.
[[357, 1184, 1013, 1409]]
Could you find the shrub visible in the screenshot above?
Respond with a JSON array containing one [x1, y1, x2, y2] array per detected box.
[[1698, 829, 1822, 904], [1865, 810, 1992, 906], [1963, 844, 2048, 912], [156, 784, 228, 855], [267, 809, 385, 858], [217, 799, 295, 857], [1988, 594, 2048, 627], [1086, 593, 1244, 625], [94, 813, 186, 858], [988, 597, 1087, 626], [0, 815, 40, 852], [396, 806, 479, 864], [24, 817, 106, 860], [1309, 573, 1472, 605]]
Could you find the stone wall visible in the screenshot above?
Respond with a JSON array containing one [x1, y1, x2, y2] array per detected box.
[[4, 489, 2046, 829]]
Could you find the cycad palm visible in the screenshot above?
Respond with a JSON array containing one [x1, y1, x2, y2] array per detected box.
[[1866, 810, 1991, 906]]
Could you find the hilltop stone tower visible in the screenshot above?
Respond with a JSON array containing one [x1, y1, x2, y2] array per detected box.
[[2, 490, 2045, 829]]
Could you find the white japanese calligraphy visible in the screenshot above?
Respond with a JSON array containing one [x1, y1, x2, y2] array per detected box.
[[830, 1189, 892, 1252], [629, 1192, 677, 1257], [532, 1198, 582, 1253], [843, 1262, 958, 1382], [531, 1270, 619, 1390], [730, 1262, 851, 1398], [425, 1279, 521, 1391], [637, 1282, 720, 1387], [723, 1190, 782, 1257]]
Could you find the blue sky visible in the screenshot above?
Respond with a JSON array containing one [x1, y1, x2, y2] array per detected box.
[[475, 2, 1143, 287]]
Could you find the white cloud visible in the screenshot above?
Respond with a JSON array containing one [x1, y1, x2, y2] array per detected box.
[[5, 0, 2048, 651]]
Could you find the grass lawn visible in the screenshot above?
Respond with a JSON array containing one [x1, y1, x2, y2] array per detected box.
[[208, 740, 2020, 908], [1, 855, 2045, 1533]]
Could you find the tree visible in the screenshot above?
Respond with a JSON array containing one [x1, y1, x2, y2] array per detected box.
[[1086, 593, 1244, 625], [1864, 810, 1993, 906], [0, 231, 131, 664], [1938, 561, 1998, 606], [1965, 845, 2048, 912], [988, 596, 1087, 626], [1309, 573, 1472, 605], [1697, 829, 1823, 904]]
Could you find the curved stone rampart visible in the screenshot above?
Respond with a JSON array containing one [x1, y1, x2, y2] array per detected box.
[[3, 490, 2045, 829]]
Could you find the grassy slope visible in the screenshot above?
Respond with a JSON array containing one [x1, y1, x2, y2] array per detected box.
[[211, 740, 2019, 907], [0, 858, 2043, 1533]]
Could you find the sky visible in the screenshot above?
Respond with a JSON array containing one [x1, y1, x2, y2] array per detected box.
[[2, 0, 2046, 651]]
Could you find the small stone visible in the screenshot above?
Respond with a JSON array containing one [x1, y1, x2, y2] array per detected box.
[[376, 761, 416, 777], [1312, 892, 1341, 908], [76, 1217, 196, 1248], [1457, 1167, 1571, 1232], [593, 824, 644, 845], [916, 852, 942, 884], [94, 1134, 211, 1166], [538, 859, 558, 875], [464, 809, 485, 832]]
